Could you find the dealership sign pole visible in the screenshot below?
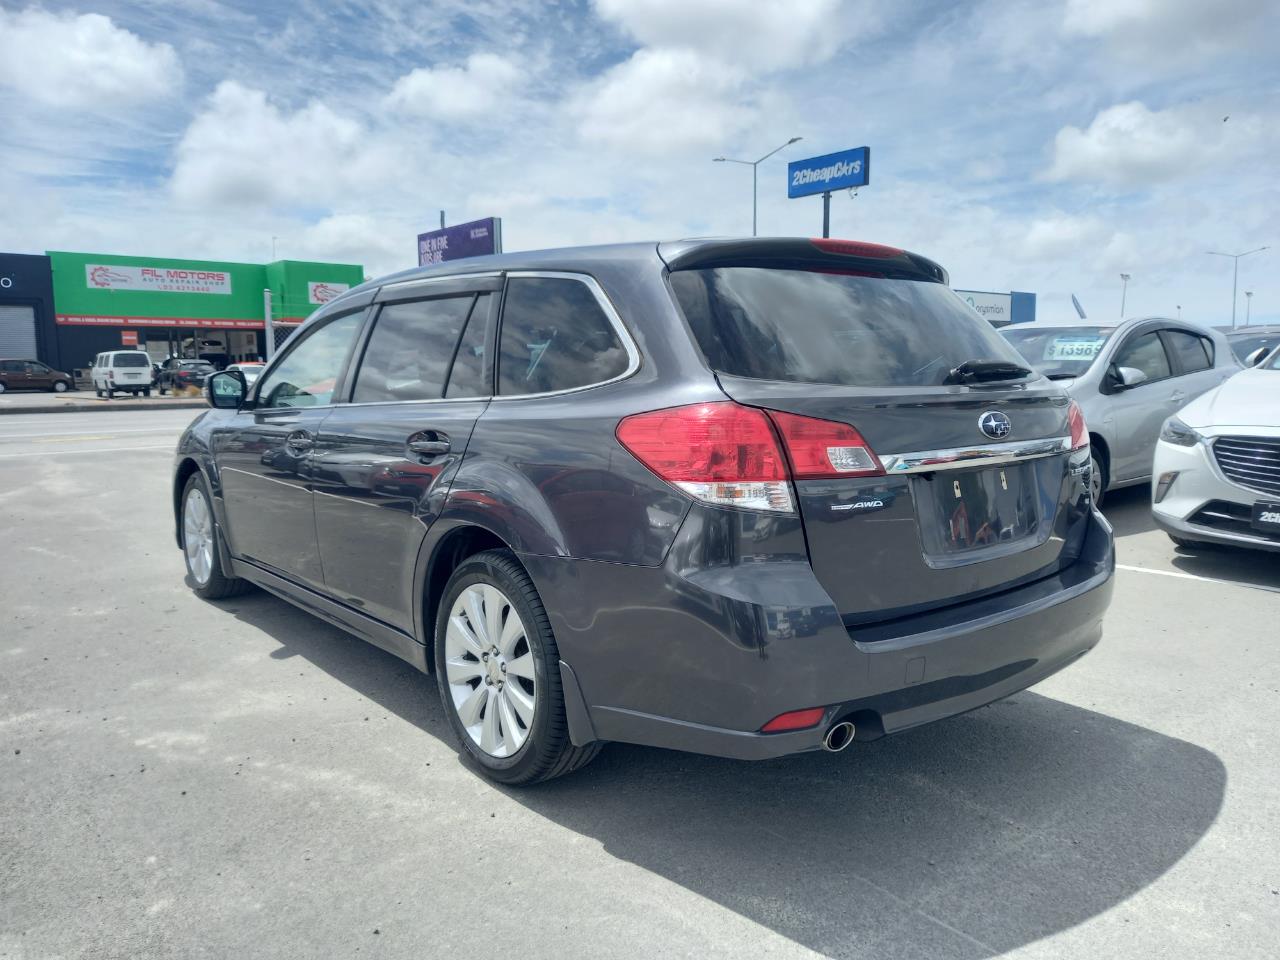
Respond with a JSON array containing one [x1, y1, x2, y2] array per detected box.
[[787, 147, 870, 238]]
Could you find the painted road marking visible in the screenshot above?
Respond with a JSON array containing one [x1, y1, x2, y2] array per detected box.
[[1117, 563, 1280, 594]]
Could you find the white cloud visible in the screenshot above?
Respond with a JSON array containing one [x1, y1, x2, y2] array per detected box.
[[1063, 0, 1274, 59], [1043, 101, 1255, 187], [575, 47, 755, 154], [385, 53, 522, 119], [170, 82, 397, 208], [0, 8, 182, 108], [592, 0, 853, 70]]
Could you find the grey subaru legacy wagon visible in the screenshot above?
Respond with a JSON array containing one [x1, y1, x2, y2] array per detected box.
[[174, 238, 1115, 784]]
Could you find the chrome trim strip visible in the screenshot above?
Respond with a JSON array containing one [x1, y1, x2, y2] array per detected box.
[[489, 271, 642, 401], [878, 436, 1073, 474]]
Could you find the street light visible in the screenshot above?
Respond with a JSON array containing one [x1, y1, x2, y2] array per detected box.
[[1245, 290, 1253, 326], [1119, 273, 1131, 318], [1176, 304, 1182, 320], [1206, 246, 1268, 328], [713, 136, 803, 237]]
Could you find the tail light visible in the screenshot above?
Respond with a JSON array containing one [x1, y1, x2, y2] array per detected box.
[[767, 410, 883, 478], [1068, 401, 1088, 451], [809, 238, 902, 258], [616, 401, 883, 513], [615, 402, 793, 512]]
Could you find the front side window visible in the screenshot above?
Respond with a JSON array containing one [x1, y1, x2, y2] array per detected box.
[[1164, 330, 1213, 373], [257, 312, 363, 408], [497, 277, 629, 395], [1113, 331, 1171, 383], [352, 295, 474, 403]]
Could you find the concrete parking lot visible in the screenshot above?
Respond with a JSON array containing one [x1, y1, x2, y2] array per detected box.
[[2, 407, 1277, 959]]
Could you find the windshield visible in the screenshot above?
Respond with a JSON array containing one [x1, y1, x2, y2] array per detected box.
[[1001, 326, 1115, 378], [1230, 334, 1280, 362], [1265, 347, 1280, 371], [670, 267, 1028, 388]]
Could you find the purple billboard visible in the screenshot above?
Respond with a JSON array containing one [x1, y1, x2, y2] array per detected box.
[[417, 217, 503, 266]]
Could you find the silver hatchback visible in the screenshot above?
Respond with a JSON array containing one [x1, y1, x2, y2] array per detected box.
[[1002, 318, 1239, 503]]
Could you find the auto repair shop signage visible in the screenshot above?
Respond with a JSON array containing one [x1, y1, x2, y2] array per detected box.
[[85, 263, 233, 295], [308, 281, 349, 305]]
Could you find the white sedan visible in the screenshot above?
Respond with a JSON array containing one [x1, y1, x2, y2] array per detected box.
[[1152, 348, 1280, 552]]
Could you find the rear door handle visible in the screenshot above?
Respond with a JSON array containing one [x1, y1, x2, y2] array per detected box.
[[408, 434, 451, 458]]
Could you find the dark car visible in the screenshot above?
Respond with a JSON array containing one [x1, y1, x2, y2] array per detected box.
[[173, 238, 1114, 785], [157, 359, 216, 394], [0, 358, 74, 393]]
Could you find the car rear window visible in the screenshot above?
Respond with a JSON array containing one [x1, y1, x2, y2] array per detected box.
[[669, 267, 1027, 387], [114, 353, 150, 367]]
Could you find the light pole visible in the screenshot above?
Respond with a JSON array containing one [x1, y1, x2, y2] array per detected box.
[[1207, 247, 1268, 328], [713, 137, 802, 237], [1119, 273, 1130, 318], [1245, 290, 1253, 326], [1176, 304, 1182, 320]]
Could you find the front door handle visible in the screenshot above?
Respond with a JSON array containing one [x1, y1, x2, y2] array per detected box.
[[1169, 391, 1186, 403], [407, 434, 451, 458], [285, 430, 314, 452]]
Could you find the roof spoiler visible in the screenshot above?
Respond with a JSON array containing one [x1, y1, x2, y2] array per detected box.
[[658, 237, 949, 285]]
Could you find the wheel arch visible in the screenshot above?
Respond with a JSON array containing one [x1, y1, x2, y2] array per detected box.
[[173, 457, 203, 548], [1088, 432, 1110, 489], [416, 523, 514, 659]]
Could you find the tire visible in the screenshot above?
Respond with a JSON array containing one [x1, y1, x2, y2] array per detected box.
[[105, 384, 114, 399], [52, 380, 68, 393], [143, 388, 151, 397], [1089, 451, 1106, 508], [158, 384, 167, 396], [0, 382, 6, 394], [181, 473, 250, 600], [435, 549, 602, 785]]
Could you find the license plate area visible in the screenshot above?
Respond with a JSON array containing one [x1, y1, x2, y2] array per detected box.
[[1252, 502, 1280, 533], [915, 462, 1042, 560]]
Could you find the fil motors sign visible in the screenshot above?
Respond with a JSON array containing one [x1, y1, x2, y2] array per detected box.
[[85, 263, 233, 295]]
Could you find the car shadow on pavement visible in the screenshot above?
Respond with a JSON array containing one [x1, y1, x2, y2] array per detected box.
[[233, 591, 1225, 960], [1169, 546, 1280, 591], [1101, 483, 1155, 538]]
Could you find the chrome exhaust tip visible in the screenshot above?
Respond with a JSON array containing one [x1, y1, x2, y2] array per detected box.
[[822, 720, 856, 753]]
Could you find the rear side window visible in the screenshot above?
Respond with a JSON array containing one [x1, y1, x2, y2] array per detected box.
[[1113, 332, 1171, 382], [1164, 330, 1213, 372], [114, 353, 150, 367], [670, 268, 1027, 387], [353, 296, 474, 403], [445, 294, 491, 398], [497, 278, 629, 395]]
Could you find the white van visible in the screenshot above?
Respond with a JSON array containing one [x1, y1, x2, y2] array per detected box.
[[92, 350, 154, 398]]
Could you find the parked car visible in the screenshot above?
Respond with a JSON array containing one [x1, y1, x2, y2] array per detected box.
[[1218, 325, 1280, 366], [1001, 318, 1239, 504], [0, 358, 74, 393], [156, 358, 216, 394], [225, 361, 264, 387], [92, 350, 153, 398], [1152, 345, 1280, 552], [174, 238, 1114, 785]]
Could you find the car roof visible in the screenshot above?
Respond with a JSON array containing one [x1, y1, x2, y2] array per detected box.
[[1222, 324, 1280, 337]]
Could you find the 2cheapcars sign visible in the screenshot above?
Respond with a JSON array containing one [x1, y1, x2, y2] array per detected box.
[[787, 147, 870, 198], [85, 263, 233, 295]]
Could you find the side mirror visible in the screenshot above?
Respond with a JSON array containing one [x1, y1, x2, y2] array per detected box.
[[1113, 365, 1149, 389], [1245, 346, 1271, 367], [206, 370, 246, 409]]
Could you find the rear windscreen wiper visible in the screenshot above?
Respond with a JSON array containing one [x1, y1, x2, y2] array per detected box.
[[943, 359, 1033, 385]]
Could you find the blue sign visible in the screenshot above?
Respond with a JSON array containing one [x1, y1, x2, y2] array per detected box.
[[787, 147, 870, 199], [417, 217, 503, 266]]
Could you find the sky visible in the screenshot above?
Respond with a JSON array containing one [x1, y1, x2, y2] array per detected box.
[[1, 0, 1277, 325]]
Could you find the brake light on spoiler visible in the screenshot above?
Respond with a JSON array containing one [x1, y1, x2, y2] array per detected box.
[[616, 402, 883, 514]]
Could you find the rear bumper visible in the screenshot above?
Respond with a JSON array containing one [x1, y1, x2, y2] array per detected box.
[[523, 507, 1115, 760]]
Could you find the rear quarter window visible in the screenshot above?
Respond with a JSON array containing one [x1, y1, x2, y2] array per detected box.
[[497, 277, 630, 395], [670, 267, 1028, 387]]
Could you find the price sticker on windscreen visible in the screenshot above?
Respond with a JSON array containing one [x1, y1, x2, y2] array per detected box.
[[1047, 337, 1104, 361]]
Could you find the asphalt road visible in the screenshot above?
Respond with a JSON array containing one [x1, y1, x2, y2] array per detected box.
[[2, 407, 1277, 959]]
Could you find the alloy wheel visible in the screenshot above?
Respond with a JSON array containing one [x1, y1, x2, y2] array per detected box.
[[183, 488, 214, 585], [444, 584, 537, 758]]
